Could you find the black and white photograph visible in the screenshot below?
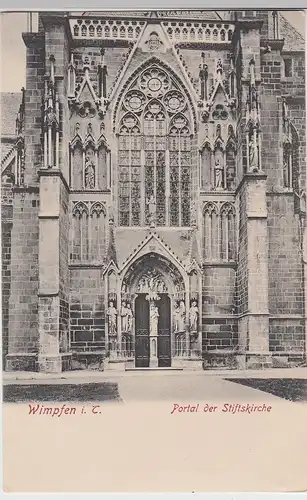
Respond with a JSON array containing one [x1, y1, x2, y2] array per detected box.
[[1, 8, 307, 493]]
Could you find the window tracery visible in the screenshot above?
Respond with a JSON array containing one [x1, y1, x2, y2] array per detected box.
[[71, 201, 106, 262], [282, 123, 299, 191], [117, 64, 192, 227], [203, 202, 236, 261], [71, 201, 89, 261]]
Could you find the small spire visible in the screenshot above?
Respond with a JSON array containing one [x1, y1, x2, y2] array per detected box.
[[105, 212, 117, 266], [188, 228, 201, 266]]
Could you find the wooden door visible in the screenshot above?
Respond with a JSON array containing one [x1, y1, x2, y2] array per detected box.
[[157, 294, 171, 367], [135, 294, 150, 368]]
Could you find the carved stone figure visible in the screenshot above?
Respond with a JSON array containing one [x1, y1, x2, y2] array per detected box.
[[137, 271, 166, 293], [173, 304, 180, 332], [178, 300, 186, 332], [189, 301, 199, 332], [107, 301, 117, 336], [249, 137, 259, 172], [121, 301, 133, 333], [121, 301, 128, 332], [150, 302, 159, 336], [85, 152, 95, 189], [250, 85, 258, 112], [147, 194, 156, 227], [126, 303, 133, 332], [214, 159, 224, 189]]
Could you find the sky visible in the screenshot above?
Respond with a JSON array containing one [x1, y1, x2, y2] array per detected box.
[[0, 11, 306, 93]]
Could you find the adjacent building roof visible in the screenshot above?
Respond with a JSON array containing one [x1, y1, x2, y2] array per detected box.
[[1, 92, 21, 166], [78, 10, 230, 20], [280, 14, 305, 52], [0, 92, 21, 137]]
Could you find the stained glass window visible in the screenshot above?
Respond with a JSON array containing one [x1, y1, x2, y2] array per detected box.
[[169, 115, 191, 226], [118, 65, 192, 227], [118, 115, 141, 226]]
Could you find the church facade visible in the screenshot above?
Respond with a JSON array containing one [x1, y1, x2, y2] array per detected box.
[[1, 10, 306, 372]]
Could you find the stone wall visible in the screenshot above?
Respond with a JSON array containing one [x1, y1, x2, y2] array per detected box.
[[7, 189, 40, 371], [70, 268, 105, 351], [6, 28, 45, 370]]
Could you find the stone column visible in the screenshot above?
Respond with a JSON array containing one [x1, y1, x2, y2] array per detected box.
[[237, 173, 271, 368], [37, 170, 71, 372], [37, 13, 71, 373]]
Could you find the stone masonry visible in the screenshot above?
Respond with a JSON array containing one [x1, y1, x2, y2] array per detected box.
[[1, 10, 306, 372]]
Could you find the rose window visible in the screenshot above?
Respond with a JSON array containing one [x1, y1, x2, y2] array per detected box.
[[164, 90, 185, 113], [139, 67, 170, 97], [124, 90, 146, 113]]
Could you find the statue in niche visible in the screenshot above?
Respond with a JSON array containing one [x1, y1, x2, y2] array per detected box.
[[250, 85, 259, 112], [174, 301, 186, 332], [190, 199, 197, 226], [147, 194, 156, 227], [150, 302, 159, 336], [121, 301, 133, 333], [189, 301, 199, 332], [107, 301, 117, 336], [214, 158, 224, 189], [85, 150, 95, 189], [126, 303, 133, 332], [249, 135, 259, 172], [173, 303, 180, 332]]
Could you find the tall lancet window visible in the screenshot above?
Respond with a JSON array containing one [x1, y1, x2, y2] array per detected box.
[[144, 101, 167, 226], [283, 123, 299, 191], [118, 114, 141, 226], [169, 115, 191, 226], [117, 64, 193, 227]]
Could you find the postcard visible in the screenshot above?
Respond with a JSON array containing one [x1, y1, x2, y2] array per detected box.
[[1, 8, 307, 493]]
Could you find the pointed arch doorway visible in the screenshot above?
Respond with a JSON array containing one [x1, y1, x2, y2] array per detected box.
[[121, 252, 186, 368], [135, 293, 171, 368]]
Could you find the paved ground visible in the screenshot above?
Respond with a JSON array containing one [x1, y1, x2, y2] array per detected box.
[[3, 366, 307, 382], [3, 368, 307, 403]]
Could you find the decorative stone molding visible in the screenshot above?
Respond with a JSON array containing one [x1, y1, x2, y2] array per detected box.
[[69, 17, 146, 41]]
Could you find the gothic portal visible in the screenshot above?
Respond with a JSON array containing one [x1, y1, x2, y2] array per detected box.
[[1, 10, 306, 372]]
